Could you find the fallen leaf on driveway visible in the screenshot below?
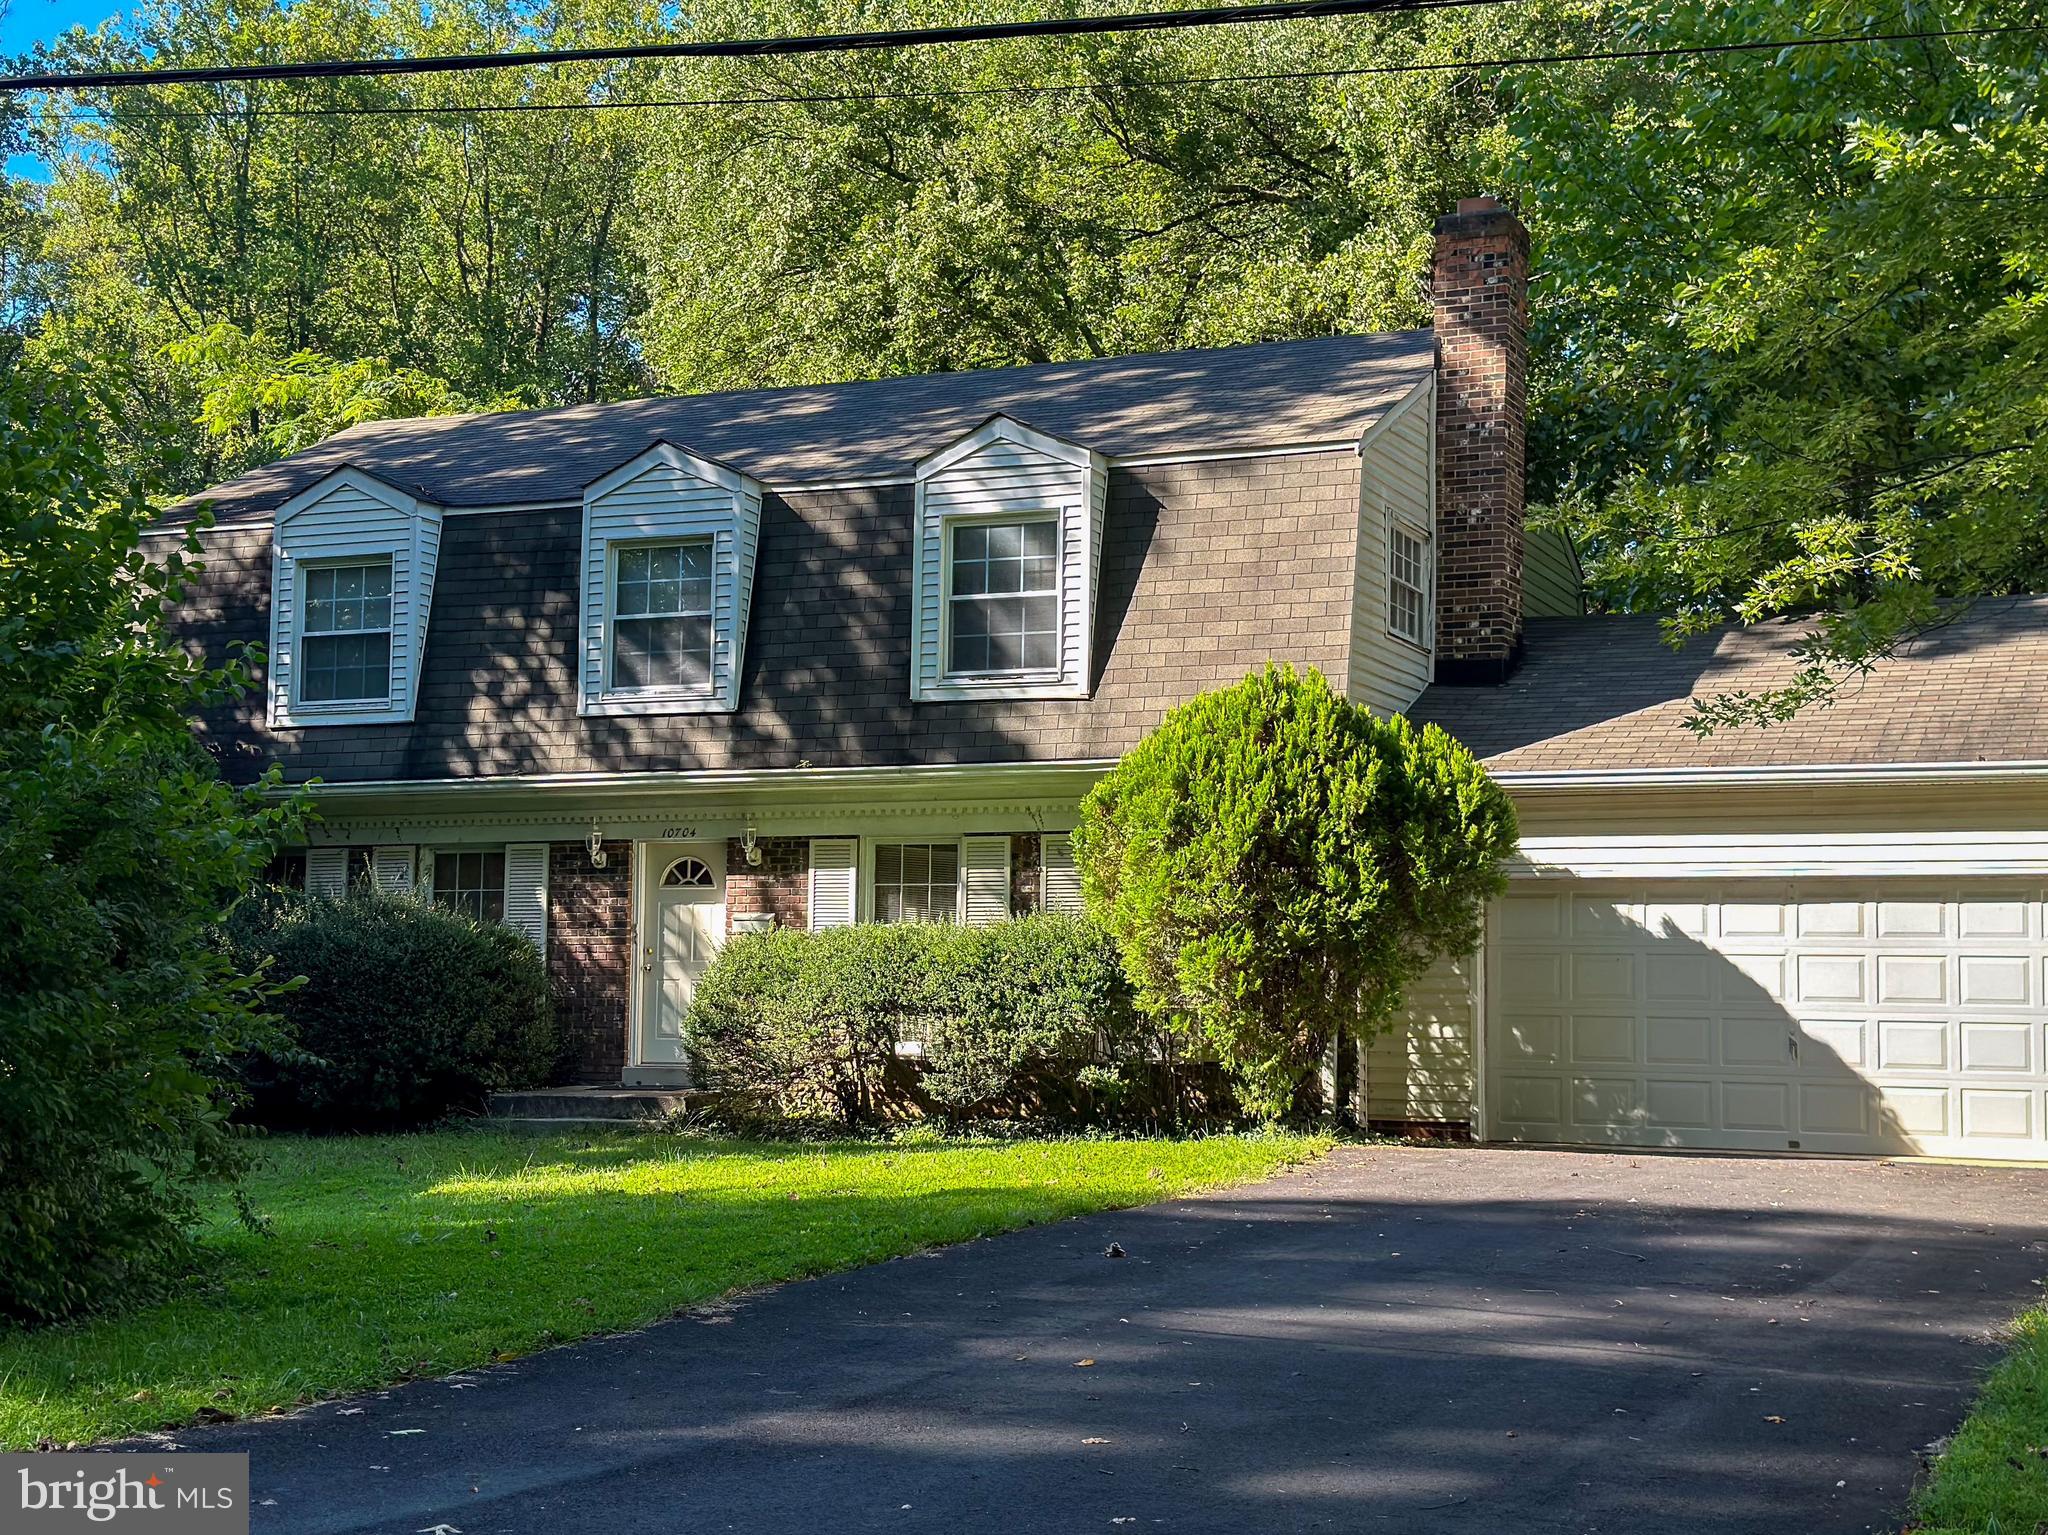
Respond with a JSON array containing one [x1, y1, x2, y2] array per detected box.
[[1083, 1438, 1111, 1445], [1075, 1359, 1096, 1367], [1764, 1416, 1786, 1424]]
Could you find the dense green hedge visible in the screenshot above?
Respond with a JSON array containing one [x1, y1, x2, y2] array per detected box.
[[221, 888, 558, 1130], [685, 914, 1148, 1128]]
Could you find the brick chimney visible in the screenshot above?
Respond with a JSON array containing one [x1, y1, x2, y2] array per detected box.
[[1431, 194, 1530, 683]]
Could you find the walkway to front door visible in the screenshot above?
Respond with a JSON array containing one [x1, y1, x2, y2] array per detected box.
[[633, 841, 725, 1083]]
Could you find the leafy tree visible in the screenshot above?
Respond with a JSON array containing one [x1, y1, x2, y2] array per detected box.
[[0, 351, 303, 1323], [1070, 665, 1517, 1121], [632, 0, 1544, 388], [1515, 0, 2048, 725]]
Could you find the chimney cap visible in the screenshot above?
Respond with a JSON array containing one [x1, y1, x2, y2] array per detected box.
[[1455, 195, 1503, 215]]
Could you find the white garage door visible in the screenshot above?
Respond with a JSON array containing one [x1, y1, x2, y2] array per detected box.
[[1485, 884, 2048, 1159]]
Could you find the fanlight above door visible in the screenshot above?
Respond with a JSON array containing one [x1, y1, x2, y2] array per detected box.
[[661, 856, 716, 889]]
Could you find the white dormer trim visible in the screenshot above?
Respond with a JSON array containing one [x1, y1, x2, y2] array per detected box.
[[579, 441, 763, 718], [911, 415, 1106, 703], [267, 466, 442, 729]]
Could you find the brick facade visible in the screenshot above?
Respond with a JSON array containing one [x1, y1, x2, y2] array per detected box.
[[1431, 195, 1530, 681], [725, 836, 808, 932], [547, 839, 634, 1083]]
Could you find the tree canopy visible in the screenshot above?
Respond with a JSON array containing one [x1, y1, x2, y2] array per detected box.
[[3, 0, 2042, 711]]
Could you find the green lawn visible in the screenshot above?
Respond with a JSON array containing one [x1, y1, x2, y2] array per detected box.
[[0, 1128, 1323, 1449], [1911, 1304, 2048, 1534]]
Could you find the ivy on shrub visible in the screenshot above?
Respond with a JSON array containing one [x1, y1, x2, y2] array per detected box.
[[221, 888, 558, 1130], [685, 914, 1140, 1128]]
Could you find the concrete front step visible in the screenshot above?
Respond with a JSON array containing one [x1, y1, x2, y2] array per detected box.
[[488, 1085, 717, 1124]]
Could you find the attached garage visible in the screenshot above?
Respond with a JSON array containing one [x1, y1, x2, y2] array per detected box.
[[1482, 882, 2048, 1158], [1383, 605, 2048, 1161]]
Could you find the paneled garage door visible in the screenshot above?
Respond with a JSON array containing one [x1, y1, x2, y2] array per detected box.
[[1485, 884, 2048, 1158]]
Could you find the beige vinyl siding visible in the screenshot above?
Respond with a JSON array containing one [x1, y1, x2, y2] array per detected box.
[[1347, 380, 1435, 717], [1365, 949, 1478, 1126], [579, 448, 762, 716], [1523, 527, 1584, 617]]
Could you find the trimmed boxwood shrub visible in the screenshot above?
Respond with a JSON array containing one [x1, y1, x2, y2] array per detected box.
[[1073, 663, 1518, 1121], [685, 913, 1144, 1128], [221, 887, 557, 1130]]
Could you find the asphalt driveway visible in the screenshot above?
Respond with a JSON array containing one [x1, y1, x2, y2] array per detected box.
[[143, 1146, 2048, 1534]]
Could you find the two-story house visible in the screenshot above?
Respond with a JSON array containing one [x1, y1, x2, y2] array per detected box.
[[161, 197, 2048, 1160]]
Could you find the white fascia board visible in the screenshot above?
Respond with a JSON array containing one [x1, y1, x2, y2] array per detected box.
[[582, 439, 758, 503], [274, 464, 428, 525], [285, 758, 1118, 803], [916, 414, 1103, 480], [1496, 760, 2048, 792], [1351, 374, 1435, 457]]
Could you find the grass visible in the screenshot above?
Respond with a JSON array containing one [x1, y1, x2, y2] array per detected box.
[[0, 1127, 1323, 1449], [1910, 1303, 2048, 1534]]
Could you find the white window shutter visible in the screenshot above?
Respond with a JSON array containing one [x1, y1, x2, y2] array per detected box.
[[961, 835, 1012, 925], [503, 843, 549, 949], [1041, 833, 1084, 915], [307, 846, 348, 899], [372, 845, 415, 893], [809, 838, 857, 929]]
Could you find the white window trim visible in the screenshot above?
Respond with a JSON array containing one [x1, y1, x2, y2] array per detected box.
[[862, 836, 967, 925], [1386, 504, 1434, 655], [600, 535, 720, 704], [938, 510, 1066, 687], [578, 441, 762, 719], [293, 555, 397, 712]]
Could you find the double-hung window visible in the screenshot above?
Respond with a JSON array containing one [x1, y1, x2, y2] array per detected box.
[[872, 842, 960, 924], [610, 540, 713, 692], [300, 559, 393, 704], [1388, 520, 1431, 649], [947, 519, 1059, 676], [432, 848, 506, 923]]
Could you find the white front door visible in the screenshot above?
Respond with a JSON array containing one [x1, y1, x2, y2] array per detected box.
[[638, 843, 726, 1073]]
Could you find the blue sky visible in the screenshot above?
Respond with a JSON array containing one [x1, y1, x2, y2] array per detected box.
[[5, 0, 130, 178], [2, 0, 125, 55]]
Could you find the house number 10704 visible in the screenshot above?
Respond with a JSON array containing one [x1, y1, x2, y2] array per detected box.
[[660, 825, 698, 839]]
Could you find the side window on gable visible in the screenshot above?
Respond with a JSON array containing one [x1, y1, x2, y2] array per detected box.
[[1388, 516, 1431, 650]]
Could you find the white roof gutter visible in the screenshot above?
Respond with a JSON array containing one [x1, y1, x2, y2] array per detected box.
[[1494, 760, 2048, 791]]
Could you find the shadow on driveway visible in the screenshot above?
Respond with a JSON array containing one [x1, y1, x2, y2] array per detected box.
[[145, 1147, 2048, 1534]]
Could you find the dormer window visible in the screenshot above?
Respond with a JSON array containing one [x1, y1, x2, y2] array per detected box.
[[267, 467, 440, 728], [580, 442, 761, 717], [300, 559, 394, 704], [947, 518, 1059, 677], [611, 540, 714, 692], [912, 415, 1105, 702]]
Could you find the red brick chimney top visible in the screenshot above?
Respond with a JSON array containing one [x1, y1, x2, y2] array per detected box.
[[1454, 195, 1503, 215]]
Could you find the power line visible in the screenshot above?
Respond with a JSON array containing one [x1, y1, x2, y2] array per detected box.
[[0, 0, 1507, 94], [32, 22, 2038, 123]]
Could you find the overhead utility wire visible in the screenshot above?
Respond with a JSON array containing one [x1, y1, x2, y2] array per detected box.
[[0, 0, 1506, 93], [34, 22, 2038, 122]]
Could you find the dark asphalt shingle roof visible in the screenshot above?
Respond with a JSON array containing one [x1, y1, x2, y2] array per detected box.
[[1412, 598, 2048, 772], [180, 331, 1435, 526]]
